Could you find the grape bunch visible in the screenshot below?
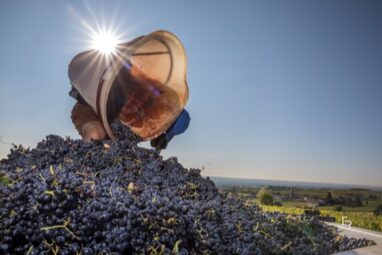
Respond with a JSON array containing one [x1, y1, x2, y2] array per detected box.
[[0, 122, 375, 254]]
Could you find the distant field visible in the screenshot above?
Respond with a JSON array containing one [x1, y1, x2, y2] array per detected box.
[[260, 205, 382, 232], [221, 185, 382, 232]]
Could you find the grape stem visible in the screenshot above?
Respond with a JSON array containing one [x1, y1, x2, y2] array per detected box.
[[281, 241, 292, 251], [26, 245, 33, 255], [40, 218, 79, 239]]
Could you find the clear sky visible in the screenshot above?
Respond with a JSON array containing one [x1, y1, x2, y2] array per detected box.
[[0, 0, 381, 187]]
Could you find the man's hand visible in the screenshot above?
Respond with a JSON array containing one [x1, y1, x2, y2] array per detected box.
[[81, 121, 107, 142], [150, 110, 190, 150], [71, 102, 107, 142], [150, 134, 168, 150]]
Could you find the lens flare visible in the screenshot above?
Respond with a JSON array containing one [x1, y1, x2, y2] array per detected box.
[[90, 29, 120, 55], [67, 5, 135, 58]]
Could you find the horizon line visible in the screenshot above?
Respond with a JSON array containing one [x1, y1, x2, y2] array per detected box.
[[204, 174, 382, 189]]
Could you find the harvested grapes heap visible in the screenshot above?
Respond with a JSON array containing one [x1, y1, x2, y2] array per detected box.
[[0, 123, 375, 255]]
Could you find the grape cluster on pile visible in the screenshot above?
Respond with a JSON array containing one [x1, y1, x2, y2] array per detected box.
[[0, 122, 375, 255]]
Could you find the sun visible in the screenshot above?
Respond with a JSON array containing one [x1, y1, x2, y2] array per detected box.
[[90, 29, 121, 56]]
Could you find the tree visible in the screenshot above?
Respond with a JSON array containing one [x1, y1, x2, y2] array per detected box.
[[260, 193, 274, 205], [334, 205, 343, 212], [290, 187, 295, 198], [326, 192, 334, 205], [352, 195, 363, 207], [373, 204, 382, 216], [256, 187, 268, 199]]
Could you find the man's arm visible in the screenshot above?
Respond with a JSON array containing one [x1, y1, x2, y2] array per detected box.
[[71, 101, 107, 141]]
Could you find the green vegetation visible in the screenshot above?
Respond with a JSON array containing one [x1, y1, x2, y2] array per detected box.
[[334, 205, 343, 212], [259, 193, 274, 205], [221, 185, 382, 232], [374, 204, 382, 216], [0, 172, 11, 186], [261, 205, 382, 232]]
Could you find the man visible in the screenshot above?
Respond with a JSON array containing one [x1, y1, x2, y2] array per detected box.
[[69, 32, 190, 150]]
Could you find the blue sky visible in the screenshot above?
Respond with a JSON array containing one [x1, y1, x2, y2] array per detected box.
[[0, 0, 381, 186]]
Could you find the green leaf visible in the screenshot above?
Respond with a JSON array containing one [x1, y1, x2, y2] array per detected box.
[[0, 174, 11, 186]]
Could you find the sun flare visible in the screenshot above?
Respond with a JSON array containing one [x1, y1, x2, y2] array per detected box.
[[90, 29, 121, 56]]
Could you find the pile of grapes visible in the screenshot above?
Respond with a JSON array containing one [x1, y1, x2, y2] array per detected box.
[[0, 123, 375, 254]]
